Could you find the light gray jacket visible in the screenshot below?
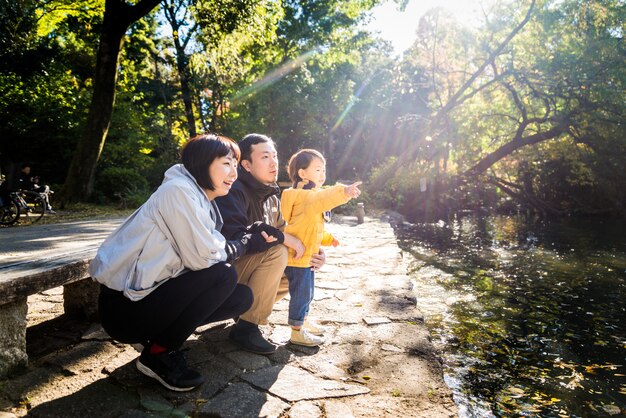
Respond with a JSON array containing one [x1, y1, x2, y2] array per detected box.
[[89, 164, 227, 301]]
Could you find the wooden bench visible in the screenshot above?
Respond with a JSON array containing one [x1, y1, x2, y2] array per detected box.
[[0, 219, 123, 377]]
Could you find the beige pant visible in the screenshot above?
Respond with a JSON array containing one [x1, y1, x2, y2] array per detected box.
[[233, 244, 288, 325], [275, 274, 289, 303]]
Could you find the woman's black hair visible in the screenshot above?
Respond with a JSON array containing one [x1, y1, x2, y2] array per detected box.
[[181, 134, 240, 190]]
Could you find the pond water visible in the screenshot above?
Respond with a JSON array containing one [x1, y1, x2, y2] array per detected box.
[[394, 214, 626, 417]]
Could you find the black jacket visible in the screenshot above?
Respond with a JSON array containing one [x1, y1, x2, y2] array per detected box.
[[215, 166, 285, 243], [18, 173, 34, 190]]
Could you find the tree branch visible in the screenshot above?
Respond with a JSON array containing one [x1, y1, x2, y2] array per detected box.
[[369, 0, 537, 191], [127, 0, 163, 23], [464, 122, 567, 179]]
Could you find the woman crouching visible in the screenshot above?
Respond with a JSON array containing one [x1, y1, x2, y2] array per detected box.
[[90, 134, 283, 391]]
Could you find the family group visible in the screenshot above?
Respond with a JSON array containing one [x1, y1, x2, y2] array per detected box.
[[90, 133, 362, 391]]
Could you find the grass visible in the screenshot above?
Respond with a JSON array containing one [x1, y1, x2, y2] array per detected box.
[[10, 202, 135, 227], [46, 202, 135, 223]]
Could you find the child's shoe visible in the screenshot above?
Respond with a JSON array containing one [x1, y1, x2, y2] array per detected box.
[[290, 328, 323, 347], [303, 318, 325, 336]]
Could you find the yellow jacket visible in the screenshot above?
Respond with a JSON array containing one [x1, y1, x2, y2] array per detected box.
[[281, 182, 351, 267]]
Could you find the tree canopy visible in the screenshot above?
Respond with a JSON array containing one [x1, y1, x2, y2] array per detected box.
[[0, 0, 623, 218]]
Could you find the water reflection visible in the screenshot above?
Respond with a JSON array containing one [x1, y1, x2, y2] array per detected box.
[[395, 214, 626, 417]]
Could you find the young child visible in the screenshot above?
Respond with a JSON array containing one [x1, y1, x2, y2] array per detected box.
[[281, 149, 361, 346]]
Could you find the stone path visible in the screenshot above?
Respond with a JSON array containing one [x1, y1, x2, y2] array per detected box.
[[0, 215, 457, 417]]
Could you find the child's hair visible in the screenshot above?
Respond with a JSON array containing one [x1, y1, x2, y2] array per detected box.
[[287, 149, 326, 183]]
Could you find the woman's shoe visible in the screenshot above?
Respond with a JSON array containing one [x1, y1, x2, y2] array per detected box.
[[290, 328, 323, 347], [136, 349, 204, 391]]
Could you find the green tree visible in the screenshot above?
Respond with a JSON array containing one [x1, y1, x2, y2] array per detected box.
[[223, 0, 387, 182], [369, 0, 625, 218], [60, 0, 162, 204], [0, 0, 100, 183], [160, 0, 278, 136]]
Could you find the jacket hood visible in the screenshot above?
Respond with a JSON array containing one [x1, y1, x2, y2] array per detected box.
[[293, 180, 316, 190], [163, 164, 207, 195], [163, 164, 196, 185]]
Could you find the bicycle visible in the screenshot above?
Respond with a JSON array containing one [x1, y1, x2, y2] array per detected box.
[[0, 189, 46, 226]]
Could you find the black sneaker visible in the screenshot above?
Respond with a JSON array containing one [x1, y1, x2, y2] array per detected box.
[[136, 349, 205, 391], [229, 320, 277, 355]]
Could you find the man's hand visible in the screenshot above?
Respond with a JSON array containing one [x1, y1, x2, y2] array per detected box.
[[310, 248, 326, 271], [283, 233, 305, 259], [260, 231, 278, 243], [247, 222, 284, 243]]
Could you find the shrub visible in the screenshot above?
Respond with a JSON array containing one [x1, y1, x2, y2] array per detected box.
[[95, 167, 149, 208]]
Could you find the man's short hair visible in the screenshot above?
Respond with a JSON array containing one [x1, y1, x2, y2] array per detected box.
[[239, 133, 275, 163]]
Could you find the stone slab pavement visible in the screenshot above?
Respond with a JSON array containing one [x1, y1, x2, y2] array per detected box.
[[0, 215, 458, 418]]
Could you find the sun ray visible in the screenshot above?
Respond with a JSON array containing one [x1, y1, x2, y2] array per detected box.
[[230, 49, 319, 104], [331, 77, 374, 132]]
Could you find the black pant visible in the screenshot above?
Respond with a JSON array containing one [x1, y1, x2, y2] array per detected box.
[[98, 262, 252, 350]]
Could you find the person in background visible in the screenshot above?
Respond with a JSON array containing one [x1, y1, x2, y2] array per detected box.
[[90, 134, 284, 391], [281, 149, 361, 346], [18, 164, 55, 213]]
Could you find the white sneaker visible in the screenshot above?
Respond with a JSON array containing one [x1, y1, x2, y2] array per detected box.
[[303, 318, 325, 336], [290, 328, 323, 347]]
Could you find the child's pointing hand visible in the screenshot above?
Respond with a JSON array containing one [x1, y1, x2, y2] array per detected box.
[[345, 181, 362, 198]]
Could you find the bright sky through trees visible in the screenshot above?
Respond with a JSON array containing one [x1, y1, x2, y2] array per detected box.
[[366, 0, 494, 55]]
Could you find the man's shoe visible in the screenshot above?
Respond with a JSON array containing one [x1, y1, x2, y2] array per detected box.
[[46, 209, 56, 214], [136, 349, 205, 391], [229, 320, 277, 355], [303, 318, 325, 336], [290, 328, 323, 347]]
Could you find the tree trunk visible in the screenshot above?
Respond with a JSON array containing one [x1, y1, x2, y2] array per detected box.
[[163, 1, 198, 139], [59, 0, 162, 204], [176, 50, 197, 138], [463, 124, 567, 179]]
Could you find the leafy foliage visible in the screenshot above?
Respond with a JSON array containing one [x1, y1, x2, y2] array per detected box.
[[0, 0, 623, 217], [94, 166, 150, 207], [367, 0, 625, 219]]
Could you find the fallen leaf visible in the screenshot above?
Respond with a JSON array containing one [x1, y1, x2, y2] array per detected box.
[[602, 404, 621, 416]]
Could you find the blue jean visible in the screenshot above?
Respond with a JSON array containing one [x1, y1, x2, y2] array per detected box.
[[285, 266, 314, 326]]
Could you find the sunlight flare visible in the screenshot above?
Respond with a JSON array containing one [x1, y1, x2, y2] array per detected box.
[[230, 49, 320, 104]]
